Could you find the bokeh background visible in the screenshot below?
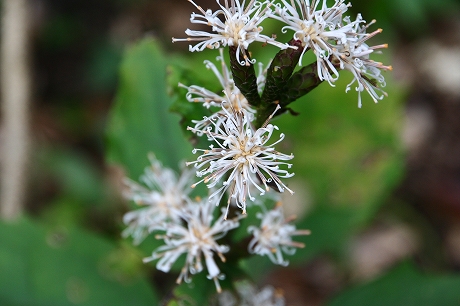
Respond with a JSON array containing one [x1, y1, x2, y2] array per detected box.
[[1, 0, 460, 305]]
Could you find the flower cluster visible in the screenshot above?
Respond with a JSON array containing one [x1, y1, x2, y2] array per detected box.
[[122, 154, 194, 245], [122, 157, 308, 293], [180, 35, 296, 217], [172, 0, 289, 66], [123, 156, 243, 292], [144, 197, 242, 293], [120, 0, 392, 300], [175, 0, 391, 107], [270, 0, 392, 107]]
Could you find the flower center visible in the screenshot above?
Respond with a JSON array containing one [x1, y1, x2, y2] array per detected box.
[[223, 18, 245, 44], [299, 22, 318, 46], [192, 225, 212, 245]]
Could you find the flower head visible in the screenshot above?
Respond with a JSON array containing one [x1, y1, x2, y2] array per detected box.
[[334, 18, 393, 107], [143, 197, 242, 293], [122, 154, 194, 245], [187, 104, 294, 219], [271, 0, 392, 106], [178, 49, 257, 134], [270, 0, 354, 79], [173, 0, 288, 66], [248, 203, 310, 266]]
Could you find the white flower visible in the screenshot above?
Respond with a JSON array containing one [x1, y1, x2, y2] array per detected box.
[[122, 154, 194, 245], [334, 18, 393, 107], [270, 0, 355, 83], [187, 104, 294, 219], [178, 49, 257, 134], [218, 281, 285, 306], [271, 1, 392, 106], [245, 286, 285, 306], [143, 197, 242, 293], [248, 203, 310, 266], [172, 0, 289, 66]]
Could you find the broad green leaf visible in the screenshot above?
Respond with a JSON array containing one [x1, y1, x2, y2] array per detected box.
[[106, 38, 191, 178], [0, 218, 158, 306], [328, 261, 460, 306]]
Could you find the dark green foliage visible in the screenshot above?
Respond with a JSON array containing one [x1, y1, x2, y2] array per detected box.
[[105, 39, 192, 178], [280, 62, 322, 106], [261, 39, 304, 104], [328, 262, 460, 306], [228, 40, 323, 128], [229, 46, 262, 106], [0, 218, 158, 306]]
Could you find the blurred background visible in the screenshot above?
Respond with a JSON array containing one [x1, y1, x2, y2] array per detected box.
[[1, 0, 460, 305]]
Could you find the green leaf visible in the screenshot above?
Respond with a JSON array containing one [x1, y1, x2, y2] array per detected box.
[[0, 218, 158, 306], [106, 38, 192, 178], [169, 272, 216, 306], [328, 261, 460, 306], [167, 60, 214, 149], [292, 206, 359, 263]]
